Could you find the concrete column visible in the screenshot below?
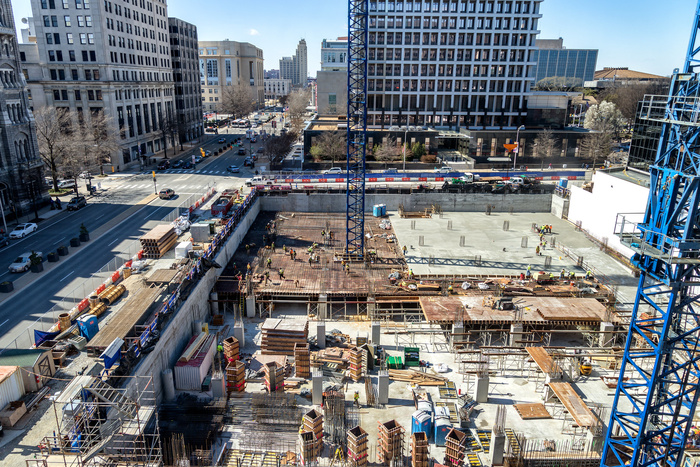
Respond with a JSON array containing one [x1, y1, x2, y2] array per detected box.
[[490, 430, 506, 465], [233, 322, 245, 347], [509, 323, 523, 347], [318, 294, 328, 320], [367, 297, 376, 320], [371, 322, 381, 345], [312, 370, 323, 406], [452, 323, 465, 347], [209, 292, 218, 315], [474, 375, 489, 403], [245, 296, 256, 318], [211, 374, 225, 398], [316, 321, 326, 349], [587, 430, 606, 454], [599, 322, 615, 347], [377, 370, 389, 405]]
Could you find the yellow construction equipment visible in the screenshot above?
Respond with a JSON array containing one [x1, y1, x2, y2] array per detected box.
[[580, 362, 593, 376]]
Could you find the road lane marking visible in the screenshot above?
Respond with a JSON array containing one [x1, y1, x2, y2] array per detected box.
[[53, 236, 66, 244], [95, 214, 105, 220], [108, 238, 119, 246], [0, 319, 7, 327], [59, 271, 74, 282]]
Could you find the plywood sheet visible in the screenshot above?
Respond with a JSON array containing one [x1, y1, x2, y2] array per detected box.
[[549, 382, 596, 428], [514, 403, 551, 420]]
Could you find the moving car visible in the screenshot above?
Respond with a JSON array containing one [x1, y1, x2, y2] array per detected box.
[[226, 165, 240, 173], [157, 160, 170, 170], [10, 223, 38, 239], [78, 171, 92, 179], [245, 176, 272, 187], [159, 188, 175, 199], [218, 137, 226, 143], [182, 161, 193, 169], [171, 160, 183, 169], [194, 156, 203, 163], [257, 147, 264, 154], [243, 157, 253, 167], [0, 233, 9, 247], [66, 195, 87, 211], [57, 180, 76, 189], [323, 167, 343, 175], [434, 166, 454, 174], [8, 251, 43, 273], [205, 151, 212, 157], [238, 148, 246, 155]]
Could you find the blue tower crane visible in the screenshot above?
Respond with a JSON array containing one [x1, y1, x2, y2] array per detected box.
[[602, 2, 700, 466], [346, 0, 368, 257]]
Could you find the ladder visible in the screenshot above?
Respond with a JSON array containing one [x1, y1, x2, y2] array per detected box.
[[85, 378, 138, 419]]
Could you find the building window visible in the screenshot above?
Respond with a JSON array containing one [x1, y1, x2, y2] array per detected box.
[[48, 50, 56, 61], [79, 33, 87, 44], [69, 50, 76, 61], [66, 33, 73, 44], [63, 15, 71, 26], [77, 16, 85, 27], [87, 33, 94, 44], [86, 16, 92, 27], [62, 0, 69, 7], [46, 33, 53, 44], [71, 69, 78, 79], [74, 90, 81, 100]]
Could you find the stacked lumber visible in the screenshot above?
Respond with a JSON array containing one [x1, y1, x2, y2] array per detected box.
[[140, 225, 178, 259], [388, 369, 448, 386], [347, 426, 369, 467], [411, 432, 429, 467], [378, 420, 404, 465], [444, 428, 468, 467], [295, 343, 311, 379], [302, 409, 323, 459], [226, 360, 245, 393], [312, 347, 351, 366], [223, 336, 240, 363], [261, 318, 308, 356], [348, 347, 363, 382], [263, 361, 284, 392]]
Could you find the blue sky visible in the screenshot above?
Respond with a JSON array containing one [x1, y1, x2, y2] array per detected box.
[[11, 0, 696, 78]]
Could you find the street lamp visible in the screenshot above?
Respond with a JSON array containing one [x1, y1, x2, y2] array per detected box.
[[513, 125, 525, 170], [402, 127, 408, 172]]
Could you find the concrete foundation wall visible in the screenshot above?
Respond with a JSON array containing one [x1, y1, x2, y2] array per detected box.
[[550, 193, 569, 219], [567, 171, 648, 257], [130, 198, 261, 401], [260, 192, 552, 213]]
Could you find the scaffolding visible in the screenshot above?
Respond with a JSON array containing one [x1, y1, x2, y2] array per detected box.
[[29, 375, 161, 467]]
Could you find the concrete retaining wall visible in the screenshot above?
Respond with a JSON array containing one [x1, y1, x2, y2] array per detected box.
[[130, 197, 261, 401], [550, 194, 569, 219], [260, 192, 552, 213]]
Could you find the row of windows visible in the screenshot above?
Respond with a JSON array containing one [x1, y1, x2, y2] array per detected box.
[[42, 49, 97, 63], [42, 14, 91, 28], [367, 78, 524, 92], [369, 15, 533, 30], [103, 0, 165, 31], [368, 63, 527, 78], [370, 47, 530, 62], [369, 31, 532, 47], [41, 0, 90, 10], [52, 88, 102, 101], [369, 1, 534, 14], [49, 67, 100, 80], [111, 69, 171, 82]]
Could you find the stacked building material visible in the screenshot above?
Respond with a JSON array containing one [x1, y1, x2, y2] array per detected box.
[[223, 336, 240, 362], [174, 333, 216, 390], [295, 343, 311, 378], [263, 361, 285, 392], [139, 225, 178, 259], [444, 428, 468, 467], [411, 432, 429, 467], [378, 420, 404, 465], [261, 318, 309, 355], [299, 431, 317, 465], [302, 409, 323, 458], [348, 347, 363, 381], [226, 360, 245, 394], [347, 426, 369, 467]]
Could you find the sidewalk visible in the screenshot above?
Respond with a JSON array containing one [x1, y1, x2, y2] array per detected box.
[[117, 134, 218, 176]]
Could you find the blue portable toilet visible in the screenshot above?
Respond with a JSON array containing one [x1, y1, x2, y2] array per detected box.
[[434, 418, 452, 446], [379, 204, 387, 216], [417, 399, 433, 415], [412, 410, 433, 441], [558, 179, 568, 188], [373, 205, 382, 217], [77, 315, 99, 340]]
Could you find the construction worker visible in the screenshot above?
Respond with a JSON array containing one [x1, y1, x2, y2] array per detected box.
[[403, 245, 407, 255], [271, 242, 275, 252], [283, 245, 288, 253], [321, 230, 326, 239], [586, 270, 593, 280], [246, 263, 251, 274], [408, 269, 414, 279], [345, 264, 350, 275], [266, 258, 272, 268], [278, 268, 285, 279], [353, 391, 360, 408], [448, 284, 453, 294], [570, 271, 576, 280], [264, 270, 270, 284], [245, 244, 250, 255], [560, 269, 566, 279], [535, 245, 540, 256]]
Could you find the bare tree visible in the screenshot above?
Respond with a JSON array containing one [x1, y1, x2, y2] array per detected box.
[[533, 129, 558, 159], [309, 131, 346, 163], [34, 106, 75, 191], [89, 111, 122, 175], [599, 81, 671, 122], [158, 110, 178, 159], [374, 137, 402, 166], [264, 132, 297, 169], [220, 85, 255, 120], [287, 88, 311, 133], [580, 131, 612, 167], [533, 76, 582, 92]]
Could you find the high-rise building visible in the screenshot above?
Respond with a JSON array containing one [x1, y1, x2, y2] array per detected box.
[[532, 38, 598, 89], [318, 37, 348, 115], [0, 0, 45, 217], [321, 37, 348, 72], [169, 18, 203, 143], [21, 0, 177, 169], [279, 39, 307, 87], [198, 40, 264, 113], [367, 0, 542, 129], [264, 79, 291, 101]]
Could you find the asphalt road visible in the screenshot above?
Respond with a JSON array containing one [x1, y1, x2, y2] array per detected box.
[[0, 131, 262, 347]]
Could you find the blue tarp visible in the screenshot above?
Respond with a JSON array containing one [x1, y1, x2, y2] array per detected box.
[[34, 330, 60, 347]]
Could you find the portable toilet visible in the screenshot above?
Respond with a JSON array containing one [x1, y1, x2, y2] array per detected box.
[[558, 179, 569, 188], [373, 204, 382, 217], [417, 399, 433, 415], [77, 315, 99, 341], [412, 410, 433, 441], [379, 204, 387, 216], [434, 418, 452, 446]]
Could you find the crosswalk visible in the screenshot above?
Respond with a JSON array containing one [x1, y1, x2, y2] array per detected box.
[[118, 183, 230, 190], [158, 169, 239, 175]]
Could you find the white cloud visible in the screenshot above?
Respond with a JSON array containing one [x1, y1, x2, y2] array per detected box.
[[249, 29, 260, 36]]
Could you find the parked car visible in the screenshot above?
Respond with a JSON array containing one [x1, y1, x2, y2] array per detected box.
[[226, 165, 240, 173], [57, 180, 76, 189], [8, 251, 43, 273], [323, 167, 343, 175], [243, 157, 253, 167], [257, 147, 264, 154], [157, 160, 170, 170], [78, 171, 92, 179], [218, 137, 226, 143], [182, 161, 193, 169], [238, 148, 246, 155], [66, 195, 87, 211], [205, 151, 212, 157], [171, 160, 183, 168], [251, 137, 257, 143], [0, 233, 9, 247], [434, 166, 454, 174], [9, 223, 38, 239], [245, 176, 272, 187], [159, 188, 175, 199], [194, 156, 203, 163]]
